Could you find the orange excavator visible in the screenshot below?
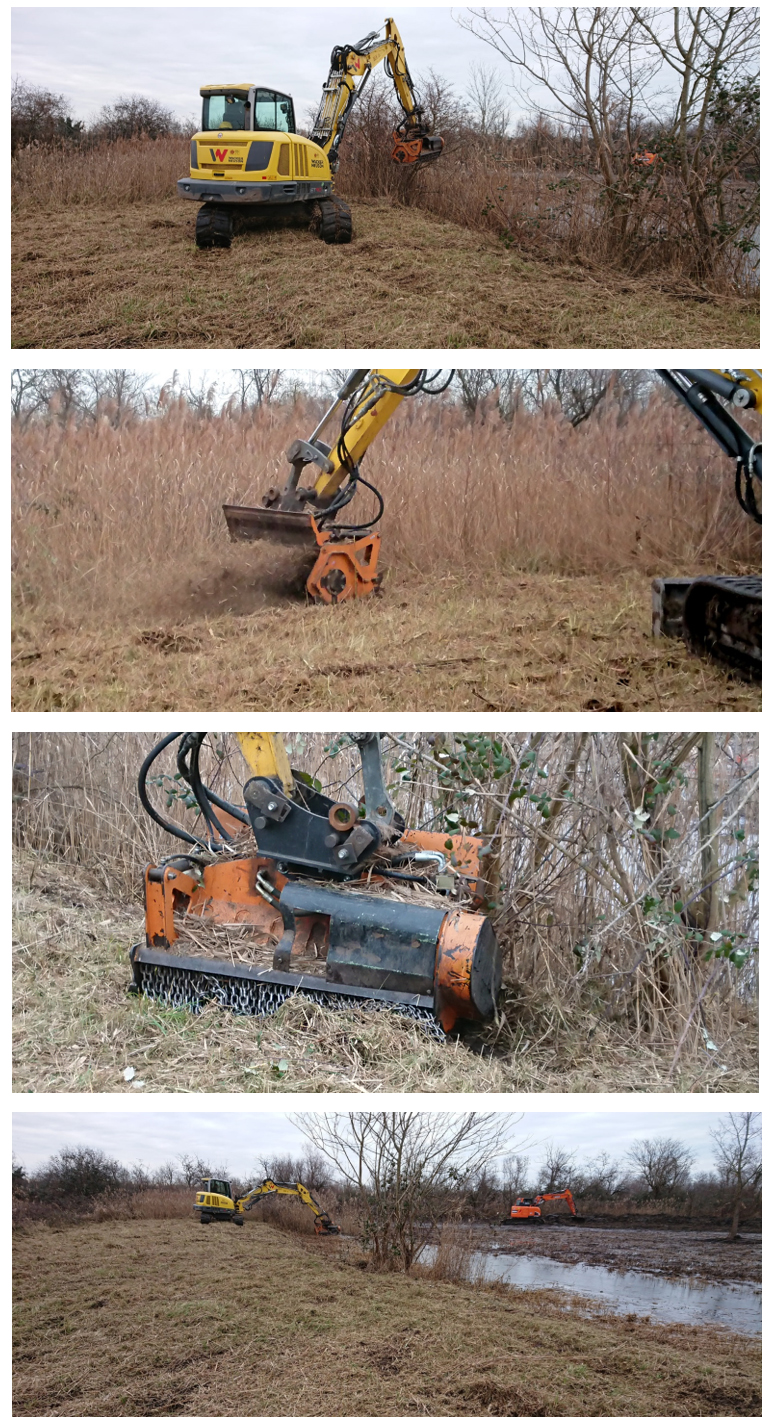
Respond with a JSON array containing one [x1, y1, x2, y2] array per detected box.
[[502, 1190, 584, 1226]]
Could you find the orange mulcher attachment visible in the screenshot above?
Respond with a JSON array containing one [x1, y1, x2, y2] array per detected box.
[[391, 123, 444, 165], [223, 503, 381, 604], [222, 369, 456, 606], [129, 733, 502, 1037]]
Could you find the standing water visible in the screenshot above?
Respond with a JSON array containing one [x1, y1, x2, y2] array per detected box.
[[481, 1249, 761, 1335]]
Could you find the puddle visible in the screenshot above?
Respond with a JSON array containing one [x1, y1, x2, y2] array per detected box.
[[481, 1249, 761, 1335]]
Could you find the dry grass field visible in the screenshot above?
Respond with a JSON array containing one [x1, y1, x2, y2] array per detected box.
[[11, 395, 762, 712], [12, 567, 761, 713], [12, 196, 758, 350], [13, 1219, 762, 1417], [12, 850, 758, 1095], [11, 132, 758, 349]]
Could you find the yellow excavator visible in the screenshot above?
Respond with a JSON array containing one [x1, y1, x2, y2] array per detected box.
[[129, 731, 502, 1036], [195, 1176, 340, 1232], [223, 365, 761, 675], [178, 17, 443, 249]]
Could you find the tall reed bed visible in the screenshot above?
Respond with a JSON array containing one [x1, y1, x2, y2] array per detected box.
[[12, 125, 756, 293], [12, 394, 761, 628]]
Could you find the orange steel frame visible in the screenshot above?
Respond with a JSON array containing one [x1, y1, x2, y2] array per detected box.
[[143, 830, 490, 1031]]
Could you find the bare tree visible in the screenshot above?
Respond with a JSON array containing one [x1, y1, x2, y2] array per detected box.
[[90, 94, 182, 141], [81, 369, 152, 426], [501, 1153, 531, 1200], [177, 1153, 218, 1187], [628, 1137, 694, 1198], [711, 1112, 761, 1241], [575, 1151, 622, 1201], [294, 1111, 516, 1270], [536, 1142, 577, 1193], [12, 76, 82, 152], [460, 7, 759, 274], [629, 7, 760, 275], [11, 370, 48, 426], [180, 375, 219, 420], [228, 369, 285, 414], [465, 63, 511, 138]]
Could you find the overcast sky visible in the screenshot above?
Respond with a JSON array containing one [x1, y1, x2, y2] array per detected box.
[[12, 7, 516, 126], [13, 1110, 741, 1177]]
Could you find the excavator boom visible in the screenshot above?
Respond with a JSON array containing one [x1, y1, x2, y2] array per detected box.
[[223, 368, 449, 604], [311, 18, 443, 169]]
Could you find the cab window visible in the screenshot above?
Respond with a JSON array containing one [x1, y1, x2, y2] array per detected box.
[[202, 93, 249, 132], [253, 89, 295, 133]]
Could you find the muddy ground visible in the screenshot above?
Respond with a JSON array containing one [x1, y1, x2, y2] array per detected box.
[[488, 1225, 761, 1288]]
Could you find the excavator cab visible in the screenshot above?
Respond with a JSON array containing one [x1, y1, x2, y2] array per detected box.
[[201, 1178, 232, 1199], [200, 86, 296, 134], [195, 1177, 239, 1222]]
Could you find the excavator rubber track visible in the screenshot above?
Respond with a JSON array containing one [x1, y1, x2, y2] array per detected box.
[[129, 944, 447, 1040], [195, 204, 234, 249], [314, 196, 352, 244], [652, 574, 761, 680]]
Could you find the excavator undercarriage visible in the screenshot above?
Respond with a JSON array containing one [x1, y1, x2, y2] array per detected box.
[[128, 732, 502, 1037], [650, 369, 761, 680]]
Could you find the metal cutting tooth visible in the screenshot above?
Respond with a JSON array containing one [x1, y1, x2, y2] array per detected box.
[[137, 962, 445, 1040]]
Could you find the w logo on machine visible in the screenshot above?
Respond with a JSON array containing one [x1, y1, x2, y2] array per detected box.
[[210, 148, 230, 162]]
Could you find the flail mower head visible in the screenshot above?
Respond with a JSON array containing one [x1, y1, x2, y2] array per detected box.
[[129, 732, 502, 1036]]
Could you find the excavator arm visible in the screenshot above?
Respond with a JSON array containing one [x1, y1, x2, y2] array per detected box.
[[310, 17, 444, 170], [223, 367, 452, 604], [235, 1178, 341, 1233], [657, 369, 761, 522], [533, 1190, 578, 1217]]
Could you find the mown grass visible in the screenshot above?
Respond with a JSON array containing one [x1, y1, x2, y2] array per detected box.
[[11, 196, 758, 349], [13, 1219, 762, 1417], [12, 568, 761, 713], [13, 853, 758, 1094]]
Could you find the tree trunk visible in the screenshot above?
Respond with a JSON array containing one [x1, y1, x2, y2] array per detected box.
[[696, 734, 721, 935], [727, 1193, 742, 1242]]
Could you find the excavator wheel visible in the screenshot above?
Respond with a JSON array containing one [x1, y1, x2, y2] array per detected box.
[[315, 197, 353, 245], [195, 204, 234, 250]]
